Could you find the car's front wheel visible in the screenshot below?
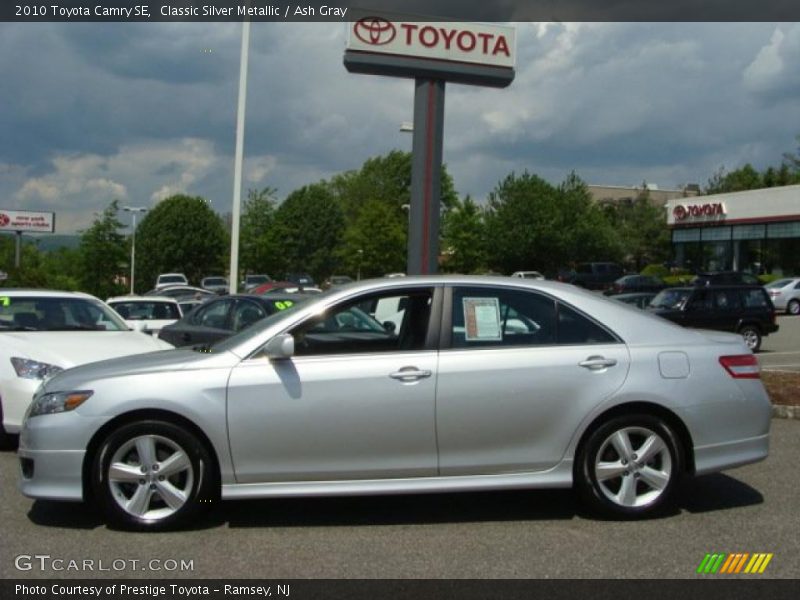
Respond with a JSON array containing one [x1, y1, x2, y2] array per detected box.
[[739, 325, 762, 352], [91, 420, 216, 531], [576, 414, 682, 518]]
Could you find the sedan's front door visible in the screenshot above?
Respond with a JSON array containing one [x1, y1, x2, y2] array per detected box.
[[226, 287, 441, 483]]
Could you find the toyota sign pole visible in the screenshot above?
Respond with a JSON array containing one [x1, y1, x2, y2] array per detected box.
[[344, 15, 515, 275]]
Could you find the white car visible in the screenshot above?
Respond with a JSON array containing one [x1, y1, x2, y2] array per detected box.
[[106, 296, 183, 335], [764, 277, 800, 315], [0, 290, 173, 446], [511, 271, 545, 280], [155, 273, 188, 290]]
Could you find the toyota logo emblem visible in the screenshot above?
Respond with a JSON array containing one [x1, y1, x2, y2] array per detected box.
[[354, 17, 396, 46], [0, 213, 9, 227], [673, 205, 688, 221]]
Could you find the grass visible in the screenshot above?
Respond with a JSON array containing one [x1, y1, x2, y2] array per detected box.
[[761, 370, 800, 406]]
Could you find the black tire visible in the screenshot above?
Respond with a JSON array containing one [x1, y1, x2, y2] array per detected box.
[[788, 299, 800, 316], [91, 420, 216, 531], [575, 414, 683, 519], [738, 325, 762, 353]]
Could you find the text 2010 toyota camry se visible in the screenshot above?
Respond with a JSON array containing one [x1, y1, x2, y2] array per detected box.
[[18, 276, 771, 530]]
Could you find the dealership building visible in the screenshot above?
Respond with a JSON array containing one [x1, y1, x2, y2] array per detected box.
[[665, 185, 800, 276]]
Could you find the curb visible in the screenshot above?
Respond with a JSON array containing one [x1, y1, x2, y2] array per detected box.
[[772, 404, 800, 419]]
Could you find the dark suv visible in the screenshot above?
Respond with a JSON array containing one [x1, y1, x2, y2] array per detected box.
[[564, 262, 624, 291], [692, 271, 760, 286], [649, 285, 778, 352]]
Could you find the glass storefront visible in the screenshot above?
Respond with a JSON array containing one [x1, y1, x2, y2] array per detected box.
[[672, 221, 800, 275]]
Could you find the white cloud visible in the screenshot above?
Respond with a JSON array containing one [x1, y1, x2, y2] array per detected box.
[[743, 25, 800, 101]]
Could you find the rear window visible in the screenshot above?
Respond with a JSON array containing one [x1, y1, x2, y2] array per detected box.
[[741, 289, 770, 309]]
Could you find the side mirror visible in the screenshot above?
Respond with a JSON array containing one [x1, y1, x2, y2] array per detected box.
[[264, 333, 295, 360], [383, 321, 396, 333]]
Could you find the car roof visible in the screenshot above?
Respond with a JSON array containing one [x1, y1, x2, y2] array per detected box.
[[0, 288, 98, 299], [107, 295, 180, 303]]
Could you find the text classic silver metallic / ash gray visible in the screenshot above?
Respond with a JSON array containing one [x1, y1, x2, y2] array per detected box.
[[18, 276, 771, 530]]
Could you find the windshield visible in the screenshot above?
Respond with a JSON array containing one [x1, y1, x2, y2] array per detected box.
[[210, 298, 310, 353], [649, 289, 691, 310], [0, 296, 129, 331], [159, 275, 187, 284], [246, 275, 270, 285], [109, 300, 181, 321], [203, 278, 226, 286]]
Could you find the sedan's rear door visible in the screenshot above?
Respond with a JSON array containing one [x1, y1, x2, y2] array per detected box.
[[435, 284, 630, 475]]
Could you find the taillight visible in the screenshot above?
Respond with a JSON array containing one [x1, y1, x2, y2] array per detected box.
[[719, 355, 760, 379]]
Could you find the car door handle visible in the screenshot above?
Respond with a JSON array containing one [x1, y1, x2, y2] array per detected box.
[[579, 356, 617, 370], [389, 367, 432, 381]]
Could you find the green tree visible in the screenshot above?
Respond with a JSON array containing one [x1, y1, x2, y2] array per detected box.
[[135, 195, 228, 292], [705, 164, 763, 194], [240, 187, 279, 276], [441, 196, 486, 273], [484, 171, 620, 275], [338, 199, 405, 279], [606, 189, 670, 270], [270, 183, 345, 281], [78, 200, 127, 298]]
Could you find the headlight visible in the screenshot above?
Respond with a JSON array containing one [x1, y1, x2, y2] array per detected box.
[[10, 357, 64, 380], [28, 390, 93, 418]]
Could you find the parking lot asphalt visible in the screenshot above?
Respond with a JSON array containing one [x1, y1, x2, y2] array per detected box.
[[1, 419, 798, 580], [760, 315, 800, 373]]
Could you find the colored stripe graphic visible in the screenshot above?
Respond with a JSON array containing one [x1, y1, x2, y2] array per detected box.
[[698, 553, 773, 574]]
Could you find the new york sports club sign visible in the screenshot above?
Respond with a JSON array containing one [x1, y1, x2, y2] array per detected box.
[[347, 17, 516, 69]]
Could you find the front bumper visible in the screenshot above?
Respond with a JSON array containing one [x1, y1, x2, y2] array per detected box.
[[18, 410, 110, 502]]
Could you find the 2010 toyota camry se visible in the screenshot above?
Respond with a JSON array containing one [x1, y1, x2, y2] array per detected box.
[[18, 276, 771, 530]]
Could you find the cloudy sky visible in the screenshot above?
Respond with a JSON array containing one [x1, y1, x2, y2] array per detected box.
[[1, 21, 799, 233]]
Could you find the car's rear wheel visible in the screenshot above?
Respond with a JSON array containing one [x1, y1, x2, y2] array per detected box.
[[788, 299, 800, 316], [739, 325, 762, 352], [576, 414, 682, 518], [91, 420, 215, 531]]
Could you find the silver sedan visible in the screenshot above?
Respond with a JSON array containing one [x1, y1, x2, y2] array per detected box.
[[18, 276, 771, 530], [765, 277, 800, 315]]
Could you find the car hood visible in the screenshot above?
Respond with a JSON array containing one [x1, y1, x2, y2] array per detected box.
[[3, 330, 172, 369], [41, 346, 236, 392]]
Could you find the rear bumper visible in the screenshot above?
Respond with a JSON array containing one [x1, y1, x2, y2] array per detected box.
[[694, 433, 769, 476]]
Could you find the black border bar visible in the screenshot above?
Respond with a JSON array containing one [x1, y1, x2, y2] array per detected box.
[[3, 1, 800, 22]]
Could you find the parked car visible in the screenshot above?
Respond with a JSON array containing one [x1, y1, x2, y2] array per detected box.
[[0, 290, 172, 447], [605, 275, 666, 296], [563, 262, 624, 290], [200, 276, 229, 294], [764, 277, 800, 315], [286, 273, 316, 287], [612, 292, 658, 310], [511, 271, 545, 280], [263, 285, 323, 295], [178, 299, 203, 316], [692, 271, 760, 286], [154, 273, 189, 290], [106, 296, 183, 335], [158, 293, 311, 347], [242, 274, 271, 292], [147, 285, 216, 303], [323, 275, 354, 289], [19, 277, 771, 530], [649, 285, 778, 351]]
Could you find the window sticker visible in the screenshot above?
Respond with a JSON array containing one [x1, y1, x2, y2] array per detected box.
[[0, 297, 9, 307], [463, 297, 502, 341], [273, 300, 294, 311]]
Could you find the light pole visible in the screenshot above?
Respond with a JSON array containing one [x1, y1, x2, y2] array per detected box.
[[123, 206, 148, 294]]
